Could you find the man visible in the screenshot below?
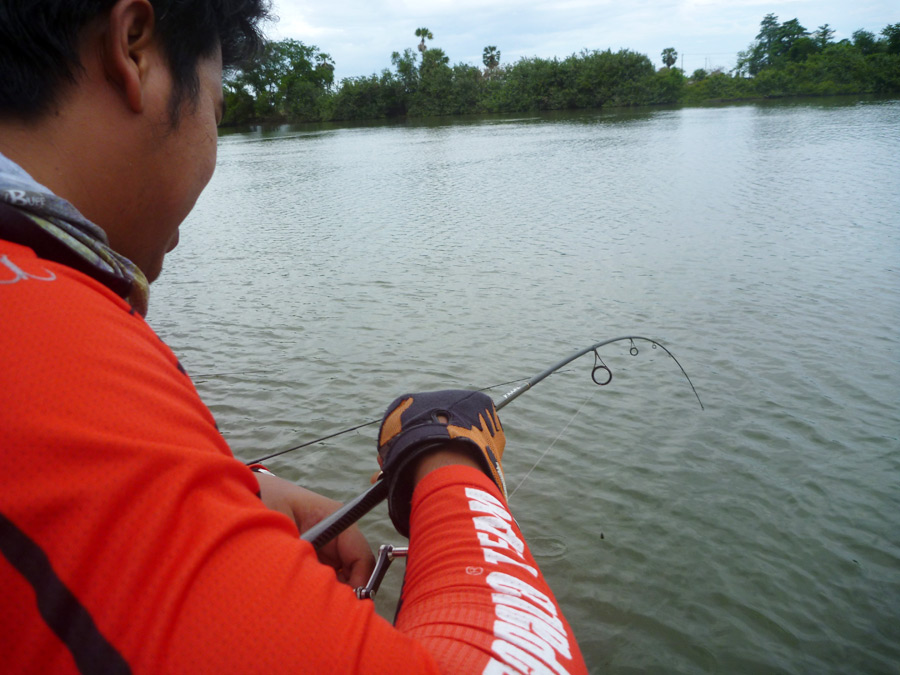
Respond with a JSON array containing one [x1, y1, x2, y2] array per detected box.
[[0, 1, 587, 672]]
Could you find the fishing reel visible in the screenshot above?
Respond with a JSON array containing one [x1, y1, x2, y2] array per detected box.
[[355, 544, 407, 600]]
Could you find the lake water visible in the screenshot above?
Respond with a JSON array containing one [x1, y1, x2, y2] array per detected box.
[[152, 98, 900, 673]]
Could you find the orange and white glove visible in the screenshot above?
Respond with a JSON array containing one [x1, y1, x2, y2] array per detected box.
[[377, 390, 507, 536]]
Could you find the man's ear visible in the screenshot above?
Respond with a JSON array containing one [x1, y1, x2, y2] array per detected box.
[[103, 0, 157, 114]]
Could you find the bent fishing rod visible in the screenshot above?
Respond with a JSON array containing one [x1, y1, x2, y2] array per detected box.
[[297, 336, 703, 550]]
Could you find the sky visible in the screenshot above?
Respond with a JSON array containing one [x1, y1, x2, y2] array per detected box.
[[265, 0, 897, 81]]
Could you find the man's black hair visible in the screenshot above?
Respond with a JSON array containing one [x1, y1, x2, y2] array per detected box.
[[0, 0, 271, 121]]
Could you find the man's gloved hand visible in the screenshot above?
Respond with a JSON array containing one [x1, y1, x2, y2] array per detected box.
[[377, 390, 508, 537]]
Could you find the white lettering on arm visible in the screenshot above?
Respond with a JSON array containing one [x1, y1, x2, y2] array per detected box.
[[464, 483, 578, 675], [483, 548, 538, 577], [496, 604, 571, 658], [485, 573, 558, 617], [473, 516, 525, 555]]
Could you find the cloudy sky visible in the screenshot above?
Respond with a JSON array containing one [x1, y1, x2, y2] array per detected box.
[[266, 0, 896, 81]]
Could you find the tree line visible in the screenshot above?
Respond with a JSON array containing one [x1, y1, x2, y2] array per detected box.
[[222, 15, 900, 125], [685, 16, 900, 103]]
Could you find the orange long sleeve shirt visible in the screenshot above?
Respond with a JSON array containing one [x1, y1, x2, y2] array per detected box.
[[0, 237, 587, 673]]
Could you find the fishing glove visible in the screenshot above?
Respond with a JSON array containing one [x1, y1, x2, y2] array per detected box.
[[377, 389, 508, 537]]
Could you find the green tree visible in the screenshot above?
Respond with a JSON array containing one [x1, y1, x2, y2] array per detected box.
[[882, 23, 900, 54], [684, 70, 752, 103], [391, 48, 419, 93], [814, 24, 835, 49], [225, 39, 332, 122], [317, 53, 335, 72], [733, 49, 752, 77], [450, 63, 484, 113], [754, 12, 781, 68], [483, 45, 501, 71], [329, 70, 407, 121], [787, 36, 818, 62], [852, 29, 880, 55], [415, 27, 434, 54], [222, 83, 255, 125], [739, 14, 809, 74], [661, 47, 678, 68], [574, 49, 657, 107], [777, 18, 809, 55], [643, 66, 685, 103], [412, 48, 452, 114]]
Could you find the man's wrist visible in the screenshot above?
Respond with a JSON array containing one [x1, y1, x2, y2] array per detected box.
[[411, 441, 482, 485]]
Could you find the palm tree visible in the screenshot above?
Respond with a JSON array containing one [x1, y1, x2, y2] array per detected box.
[[415, 27, 433, 53], [661, 47, 678, 68], [316, 53, 334, 71], [482, 45, 500, 71]]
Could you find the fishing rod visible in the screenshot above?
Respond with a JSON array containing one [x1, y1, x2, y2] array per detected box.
[[245, 376, 546, 466], [300, 336, 703, 551]]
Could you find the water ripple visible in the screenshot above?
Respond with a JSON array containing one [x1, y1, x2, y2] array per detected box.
[[154, 100, 900, 673]]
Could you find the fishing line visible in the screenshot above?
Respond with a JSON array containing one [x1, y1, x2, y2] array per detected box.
[[508, 387, 600, 499], [249, 419, 380, 465]]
